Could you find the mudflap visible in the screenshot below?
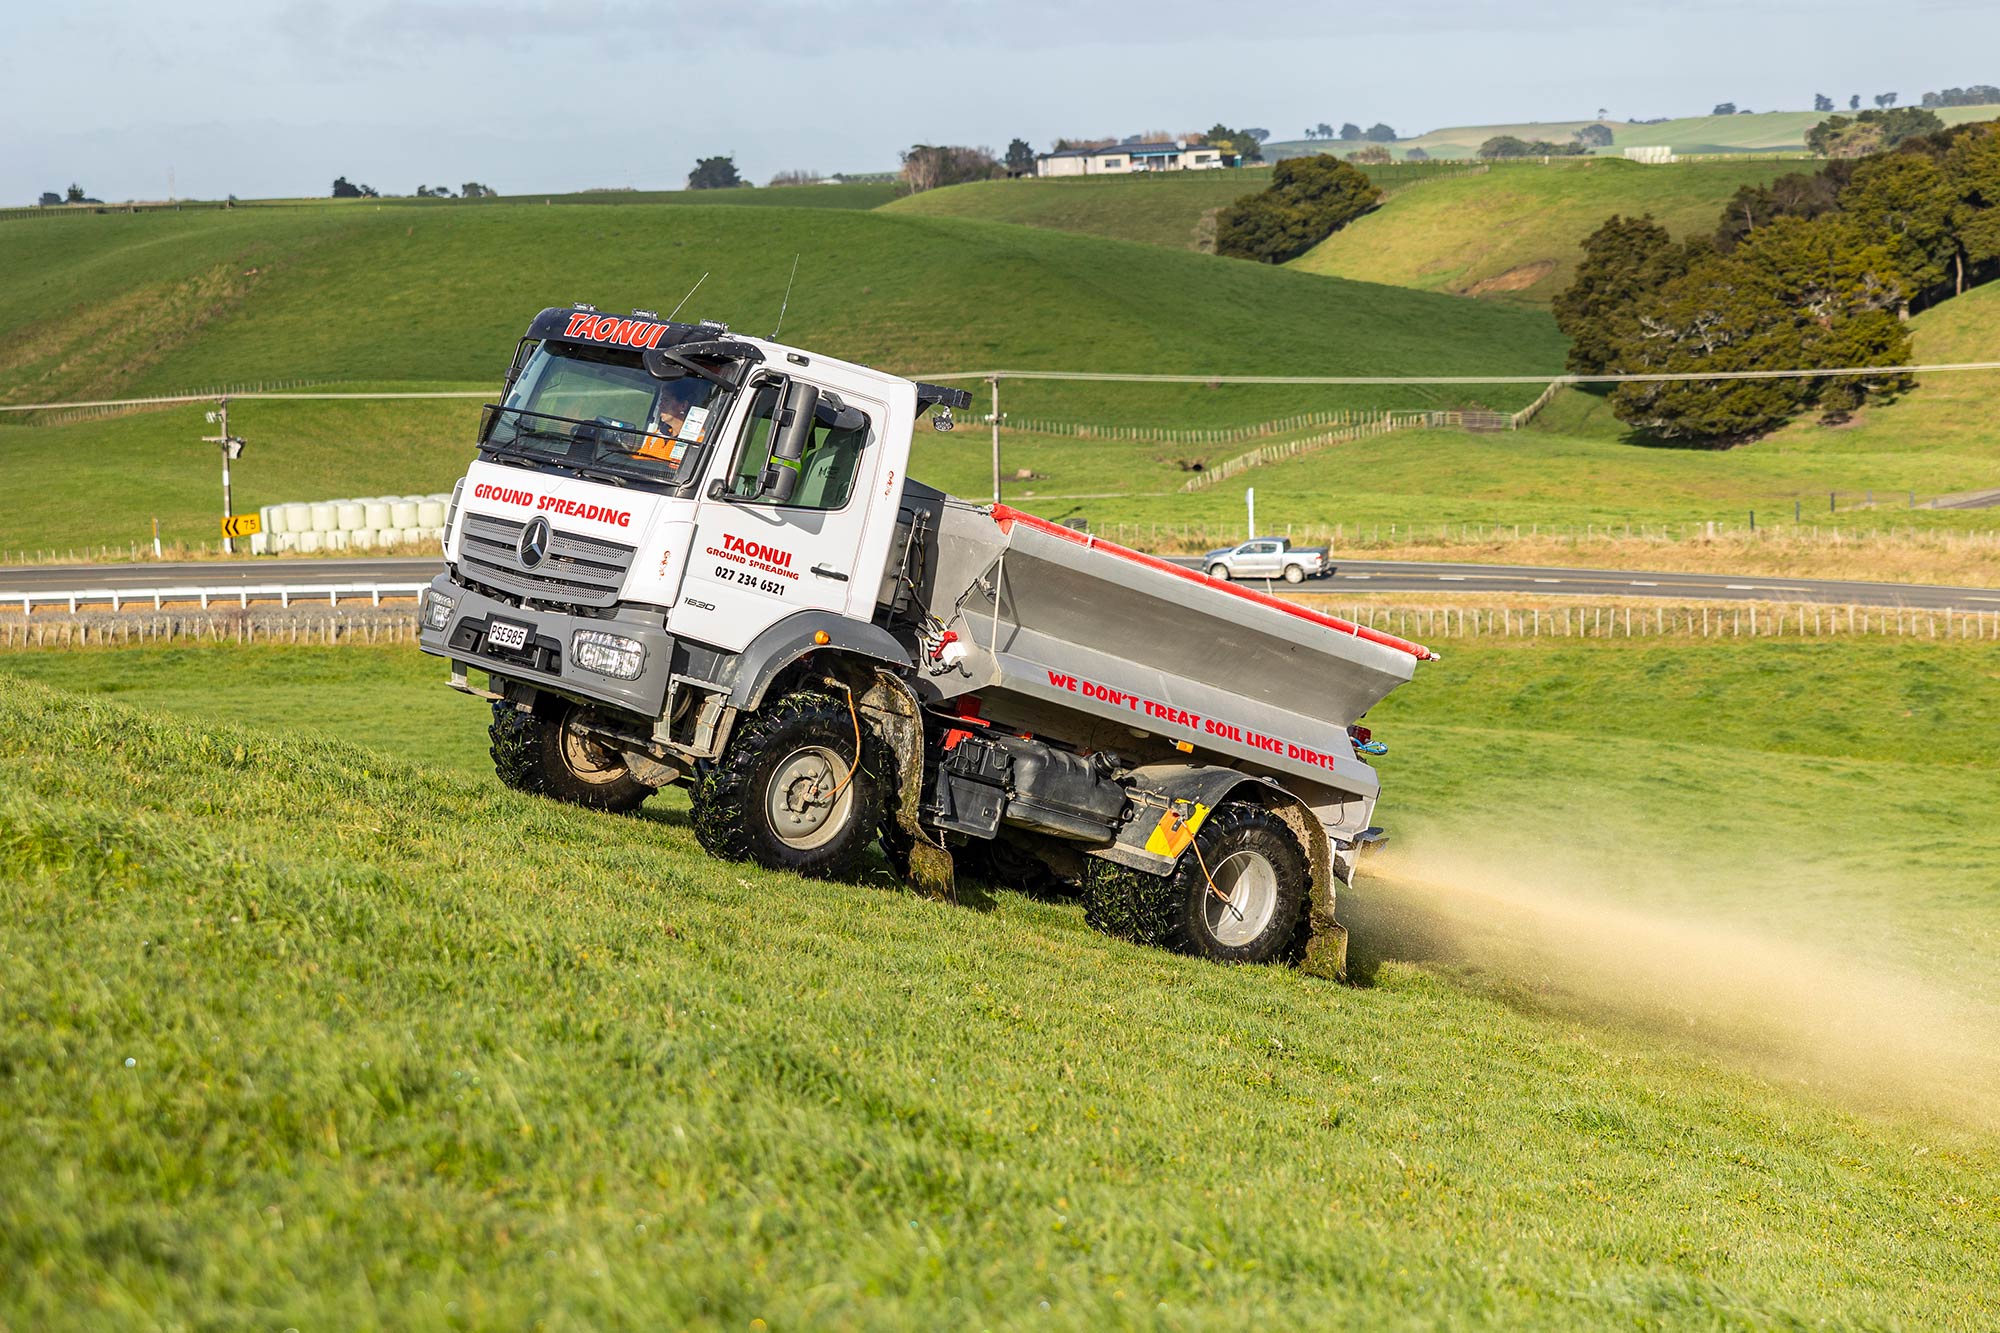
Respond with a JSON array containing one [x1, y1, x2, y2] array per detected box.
[[1270, 802, 1349, 983], [860, 668, 956, 900]]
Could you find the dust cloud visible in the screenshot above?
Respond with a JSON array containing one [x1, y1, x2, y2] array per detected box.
[[1344, 842, 2000, 1131]]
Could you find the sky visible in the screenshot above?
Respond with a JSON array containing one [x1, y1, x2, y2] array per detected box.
[[9, 0, 2000, 203]]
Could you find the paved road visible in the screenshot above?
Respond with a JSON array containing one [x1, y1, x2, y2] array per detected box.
[[1159, 557, 2000, 611], [5, 555, 2000, 613]]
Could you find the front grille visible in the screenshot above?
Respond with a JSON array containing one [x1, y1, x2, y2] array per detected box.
[[458, 512, 636, 609]]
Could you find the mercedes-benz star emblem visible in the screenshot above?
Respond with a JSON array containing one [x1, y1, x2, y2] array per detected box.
[[518, 516, 551, 569]]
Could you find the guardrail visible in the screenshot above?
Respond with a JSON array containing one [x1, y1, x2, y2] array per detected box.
[[0, 583, 429, 614]]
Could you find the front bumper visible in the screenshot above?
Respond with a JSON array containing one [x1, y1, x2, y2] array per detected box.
[[416, 572, 675, 719]]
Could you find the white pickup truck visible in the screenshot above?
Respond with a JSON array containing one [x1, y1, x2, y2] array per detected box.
[[1201, 537, 1332, 583]]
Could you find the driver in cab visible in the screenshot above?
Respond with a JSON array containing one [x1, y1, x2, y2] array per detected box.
[[631, 378, 709, 464]]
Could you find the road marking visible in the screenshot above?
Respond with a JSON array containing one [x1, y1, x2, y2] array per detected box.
[[1969, 596, 2000, 603], [1436, 575, 1466, 581], [1725, 584, 1756, 590], [1340, 574, 1372, 580], [1533, 578, 1560, 584]]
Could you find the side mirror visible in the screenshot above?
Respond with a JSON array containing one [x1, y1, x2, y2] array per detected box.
[[759, 381, 819, 503]]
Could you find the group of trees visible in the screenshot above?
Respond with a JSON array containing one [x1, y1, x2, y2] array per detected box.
[[687, 156, 743, 190], [330, 177, 492, 199], [1478, 135, 1588, 158], [37, 184, 101, 205], [1553, 118, 2000, 440], [1214, 156, 1381, 263], [1806, 107, 1945, 158], [899, 144, 1003, 194], [1302, 122, 1397, 143], [1924, 86, 2000, 108]]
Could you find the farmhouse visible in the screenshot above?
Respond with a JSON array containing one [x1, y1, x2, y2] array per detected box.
[[1036, 139, 1239, 177]]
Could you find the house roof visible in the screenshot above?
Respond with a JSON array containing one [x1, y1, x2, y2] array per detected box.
[[1037, 140, 1237, 160]]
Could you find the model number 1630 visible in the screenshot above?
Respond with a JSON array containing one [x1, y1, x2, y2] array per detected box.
[[715, 565, 787, 595]]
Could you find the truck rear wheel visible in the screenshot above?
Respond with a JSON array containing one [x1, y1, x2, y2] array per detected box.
[[1083, 802, 1307, 964], [692, 690, 887, 878], [1282, 564, 1305, 584], [489, 699, 654, 812]]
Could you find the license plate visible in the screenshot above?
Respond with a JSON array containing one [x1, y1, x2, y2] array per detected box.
[[486, 619, 531, 652]]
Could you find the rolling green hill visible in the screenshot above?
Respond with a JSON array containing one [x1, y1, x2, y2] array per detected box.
[[2, 638, 1995, 1325], [1264, 103, 2000, 162], [881, 162, 1458, 251], [1288, 157, 1794, 303], [0, 202, 1560, 413]]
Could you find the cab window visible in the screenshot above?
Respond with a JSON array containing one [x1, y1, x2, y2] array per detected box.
[[728, 384, 870, 509]]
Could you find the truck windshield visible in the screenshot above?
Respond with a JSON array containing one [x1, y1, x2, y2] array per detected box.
[[479, 341, 730, 489]]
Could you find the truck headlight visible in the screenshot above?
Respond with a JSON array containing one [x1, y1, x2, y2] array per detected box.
[[572, 629, 644, 680], [421, 589, 455, 631]]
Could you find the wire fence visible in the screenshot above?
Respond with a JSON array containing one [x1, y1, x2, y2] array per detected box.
[[1317, 602, 2000, 642], [0, 609, 420, 649], [2, 601, 1992, 652], [1093, 518, 2000, 552]]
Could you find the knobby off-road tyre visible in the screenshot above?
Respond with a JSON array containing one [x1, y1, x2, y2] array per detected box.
[[489, 699, 655, 813], [692, 690, 889, 878], [1082, 801, 1308, 964]]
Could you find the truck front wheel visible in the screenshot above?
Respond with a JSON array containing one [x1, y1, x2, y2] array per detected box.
[[692, 690, 887, 878], [1083, 802, 1307, 964], [489, 699, 654, 812]]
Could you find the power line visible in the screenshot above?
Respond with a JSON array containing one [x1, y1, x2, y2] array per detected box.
[[3, 360, 1998, 414]]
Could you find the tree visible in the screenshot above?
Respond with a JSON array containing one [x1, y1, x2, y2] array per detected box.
[[1712, 102, 1737, 116], [1243, 128, 1271, 143], [461, 182, 495, 198], [1922, 85, 2000, 107], [899, 144, 999, 194], [1346, 145, 1391, 164], [1303, 126, 1318, 140], [1874, 92, 1899, 109], [687, 155, 743, 190], [1004, 138, 1036, 174], [1364, 122, 1397, 142], [1807, 107, 1945, 158], [1713, 171, 1840, 252], [1339, 123, 1361, 141], [1203, 124, 1263, 163], [1552, 214, 1701, 374], [1607, 215, 1910, 438], [1815, 93, 1835, 112], [65, 183, 85, 203], [1850, 94, 1861, 110], [1405, 147, 1430, 161], [1214, 156, 1382, 263], [1316, 122, 1335, 140], [331, 177, 361, 198], [38, 192, 61, 207], [1574, 123, 1615, 148]]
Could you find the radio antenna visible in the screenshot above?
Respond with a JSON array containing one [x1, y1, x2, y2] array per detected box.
[[667, 272, 708, 322], [770, 254, 800, 340]]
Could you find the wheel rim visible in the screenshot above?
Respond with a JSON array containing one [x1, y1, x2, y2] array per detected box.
[[1284, 566, 1303, 582], [1205, 849, 1279, 947], [560, 712, 628, 786], [1210, 565, 1230, 580], [766, 745, 855, 850]]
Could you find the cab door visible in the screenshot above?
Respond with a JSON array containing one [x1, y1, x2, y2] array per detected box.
[[669, 375, 886, 652]]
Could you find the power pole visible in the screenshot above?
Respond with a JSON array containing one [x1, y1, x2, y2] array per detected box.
[[202, 398, 246, 554], [989, 374, 1002, 505]]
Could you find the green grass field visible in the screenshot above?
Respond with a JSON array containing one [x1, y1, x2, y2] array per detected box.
[[882, 162, 1461, 251], [0, 201, 1561, 413], [1289, 158, 1794, 303], [2, 636, 1996, 1326]]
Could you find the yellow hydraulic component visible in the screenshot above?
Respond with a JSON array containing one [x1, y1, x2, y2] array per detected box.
[[1145, 801, 1210, 858]]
